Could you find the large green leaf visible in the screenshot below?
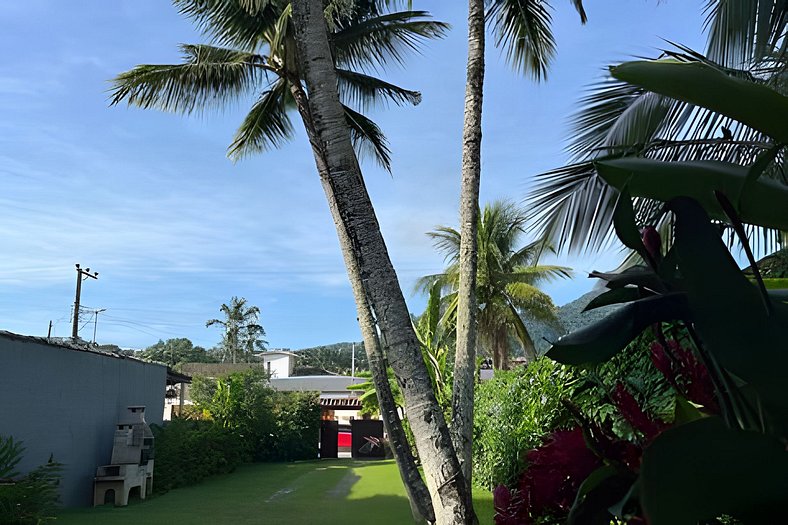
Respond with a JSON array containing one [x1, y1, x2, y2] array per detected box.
[[667, 198, 788, 423], [641, 417, 788, 525], [547, 293, 691, 366], [610, 60, 788, 143], [582, 287, 646, 312], [597, 157, 788, 231]]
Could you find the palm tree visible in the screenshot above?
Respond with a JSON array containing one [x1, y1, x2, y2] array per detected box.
[[206, 296, 267, 363], [110, 0, 445, 170], [289, 1, 475, 521], [452, 0, 586, 492], [111, 1, 444, 521], [424, 201, 571, 370], [527, 0, 788, 254]]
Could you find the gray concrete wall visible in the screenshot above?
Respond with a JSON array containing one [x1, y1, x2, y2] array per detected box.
[[0, 333, 166, 507]]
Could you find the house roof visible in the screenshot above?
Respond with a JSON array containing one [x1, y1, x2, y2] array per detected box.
[[270, 375, 364, 394]]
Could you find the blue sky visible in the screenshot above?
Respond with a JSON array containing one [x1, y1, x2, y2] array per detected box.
[[0, 1, 706, 350]]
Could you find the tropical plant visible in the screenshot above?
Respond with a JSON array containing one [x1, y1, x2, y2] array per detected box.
[[290, 0, 473, 521], [528, 0, 788, 254], [111, 3, 446, 520], [110, 0, 445, 171], [413, 281, 453, 412], [347, 286, 453, 416], [452, 0, 587, 495], [424, 200, 571, 370], [0, 437, 62, 525], [206, 297, 267, 363], [540, 58, 788, 524], [473, 358, 576, 490]]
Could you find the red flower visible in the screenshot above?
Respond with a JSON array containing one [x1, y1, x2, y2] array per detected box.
[[518, 428, 601, 519], [650, 340, 719, 413], [611, 382, 666, 442]]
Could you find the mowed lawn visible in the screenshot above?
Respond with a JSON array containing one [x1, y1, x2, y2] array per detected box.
[[58, 459, 495, 524]]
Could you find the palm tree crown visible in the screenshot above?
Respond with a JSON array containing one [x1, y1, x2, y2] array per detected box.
[[206, 296, 267, 363], [423, 200, 571, 369], [110, 0, 448, 171]]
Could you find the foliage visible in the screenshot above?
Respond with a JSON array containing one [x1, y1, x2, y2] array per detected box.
[[473, 359, 576, 489], [190, 368, 275, 460], [413, 281, 453, 412], [347, 368, 401, 417], [422, 200, 570, 369], [0, 436, 62, 525], [292, 342, 368, 376], [347, 287, 453, 419], [189, 368, 320, 463], [536, 53, 788, 524], [139, 338, 217, 367], [0, 435, 23, 480], [268, 391, 321, 462], [206, 297, 268, 364], [151, 419, 248, 493], [110, 0, 448, 172], [528, 1, 788, 254]]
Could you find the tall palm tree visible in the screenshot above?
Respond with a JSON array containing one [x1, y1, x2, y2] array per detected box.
[[424, 201, 571, 370], [452, 0, 586, 493], [289, 1, 475, 521], [111, 1, 443, 521], [206, 296, 267, 363], [527, 0, 788, 254]]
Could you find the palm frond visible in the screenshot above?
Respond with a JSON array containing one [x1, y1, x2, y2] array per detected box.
[[342, 104, 392, 171], [501, 264, 573, 285], [110, 44, 265, 114], [505, 282, 558, 322], [567, 0, 588, 24], [173, 0, 282, 51], [527, 40, 788, 253], [427, 226, 462, 262], [704, 0, 788, 67], [486, 0, 556, 80], [228, 77, 294, 159], [336, 68, 421, 109], [332, 11, 449, 73]]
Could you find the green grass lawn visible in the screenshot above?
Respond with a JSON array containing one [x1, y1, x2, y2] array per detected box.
[[58, 459, 494, 524]]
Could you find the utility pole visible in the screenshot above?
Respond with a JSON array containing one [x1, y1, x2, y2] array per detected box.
[[71, 264, 98, 339], [92, 308, 107, 344]]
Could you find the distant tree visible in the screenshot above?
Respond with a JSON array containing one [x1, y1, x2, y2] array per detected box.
[[292, 342, 368, 376], [206, 297, 267, 364], [139, 337, 215, 366]]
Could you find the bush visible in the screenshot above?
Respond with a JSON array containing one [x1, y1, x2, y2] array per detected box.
[[151, 419, 247, 493], [267, 392, 321, 462], [153, 371, 322, 492], [473, 359, 577, 489], [0, 436, 62, 525]]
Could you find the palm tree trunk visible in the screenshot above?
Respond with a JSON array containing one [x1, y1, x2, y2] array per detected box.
[[290, 1, 476, 522], [453, 0, 486, 499], [286, 78, 435, 524]]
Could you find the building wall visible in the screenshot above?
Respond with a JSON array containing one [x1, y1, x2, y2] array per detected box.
[[0, 334, 166, 507], [265, 354, 291, 378]]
